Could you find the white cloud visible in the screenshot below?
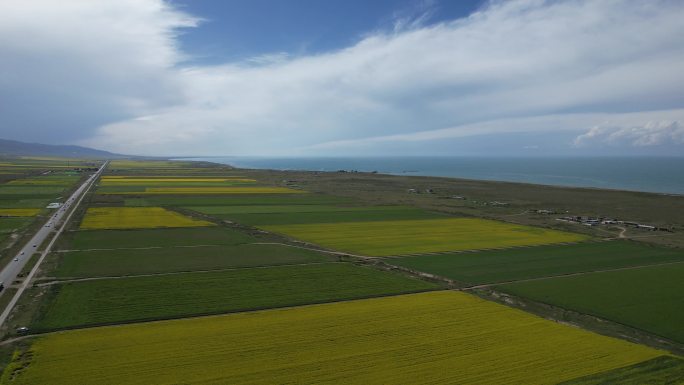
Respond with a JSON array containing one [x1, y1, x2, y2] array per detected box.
[[0, 0, 198, 141], [2, 0, 684, 155], [574, 121, 684, 147]]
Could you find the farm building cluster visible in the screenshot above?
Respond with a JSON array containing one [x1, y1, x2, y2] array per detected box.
[[556, 216, 673, 232]]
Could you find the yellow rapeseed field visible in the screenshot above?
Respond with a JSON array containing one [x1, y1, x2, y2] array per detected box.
[[0, 208, 41, 217], [3, 291, 663, 385], [79, 207, 214, 229], [263, 217, 589, 256]]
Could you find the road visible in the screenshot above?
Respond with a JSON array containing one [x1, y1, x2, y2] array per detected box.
[[0, 161, 107, 329]]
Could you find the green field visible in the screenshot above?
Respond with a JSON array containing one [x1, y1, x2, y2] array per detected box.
[[215, 207, 446, 226], [390, 241, 684, 285], [498, 263, 684, 343], [0, 186, 65, 195], [124, 194, 352, 207], [59, 227, 256, 250], [31, 263, 439, 330], [52, 243, 333, 277], [263, 217, 589, 256], [185, 204, 382, 214], [558, 356, 684, 385], [8, 291, 664, 385]]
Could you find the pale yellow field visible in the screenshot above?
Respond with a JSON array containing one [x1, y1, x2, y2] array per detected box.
[[4, 291, 664, 385], [103, 187, 304, 194], [263, 217, 589, 256], [0, 208, 41, 217], [79, 207, 214, 229]]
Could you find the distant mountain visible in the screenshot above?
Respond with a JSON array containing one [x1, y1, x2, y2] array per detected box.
[[0, 138, 128, 159]]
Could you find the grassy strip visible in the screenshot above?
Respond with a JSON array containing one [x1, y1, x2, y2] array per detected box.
[[31, 263, 439, 331], [557, 356, 684, 385], [497, 263, 684, 344]]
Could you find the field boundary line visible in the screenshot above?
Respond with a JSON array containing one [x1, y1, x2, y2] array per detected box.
[[460, 259, 684, 290], [34, 261, 342, 286], [55, 244, 234, 252]]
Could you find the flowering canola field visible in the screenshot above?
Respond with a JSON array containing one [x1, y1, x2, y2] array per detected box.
[[0, 208, 41, 217], [263, 217, 589, 256], [3, 291, 663, 385], [79, 207, 214, 229]]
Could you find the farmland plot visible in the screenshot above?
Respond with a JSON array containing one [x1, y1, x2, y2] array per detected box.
[[498, 263, 684, 343], [52, 243, 333, 277], [31, 263, 438, 330], [8, 291, 666, 385], [79, 207, 214, 230], [263, 217, 588, 256], [390, 241, 684, 285]]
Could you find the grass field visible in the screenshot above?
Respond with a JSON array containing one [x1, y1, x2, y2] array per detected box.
[[390, 241, 684, 285], [9, 291, 665, 385], [31, 263, 438, 330], [124, 194, 352, 207], [498, 263, 684, 343], [263, 217, 589, 256], [79, 207, 214, 230], [52, 244, 333, 277], [0, 208, 41, 217], [0, 218, 32, 234], [557, 356, 684, 385], [60, 227, 255, 249], [100, 186, 304, 194], [214, 207, 446, 226]]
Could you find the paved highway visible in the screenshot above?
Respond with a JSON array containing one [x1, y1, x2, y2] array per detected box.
[[0, 161, 107, 329]]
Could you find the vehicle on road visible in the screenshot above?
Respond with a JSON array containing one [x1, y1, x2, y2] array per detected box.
[[14, 258, 19, 261]]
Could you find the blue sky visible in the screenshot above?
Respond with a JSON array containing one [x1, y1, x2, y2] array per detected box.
[[173, 0, 482, 64], [1, 0, 683, 156]]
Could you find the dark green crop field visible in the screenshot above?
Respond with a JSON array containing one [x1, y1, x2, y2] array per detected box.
[[390, 241, 684, 285], [184, 204, 379, 214], [123, 194, 353, 207], [0, 186, 65, 195], [59, 227, 256, 250], [213, 207, 446, 226], [497, 263, 684, 343], [557, 356, 684, 385], [0, 198, 51, 209], [31, 263, 439, 331], [52, 243, 333, 277]]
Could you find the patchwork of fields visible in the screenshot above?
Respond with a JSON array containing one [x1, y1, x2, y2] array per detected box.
[[1, 158, 682, 384], [0, 158, 89, 245], [8, 291, 668, 385], [32, 263, 438, 331]]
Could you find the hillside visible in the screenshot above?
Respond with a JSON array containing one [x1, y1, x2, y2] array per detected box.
[[0, 138, 126, 159]]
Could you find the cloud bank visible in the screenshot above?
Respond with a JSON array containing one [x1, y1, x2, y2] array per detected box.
[[1, 0, 684, 155]]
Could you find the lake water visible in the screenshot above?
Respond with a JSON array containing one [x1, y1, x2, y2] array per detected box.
[[183, 156, 684, 195]]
